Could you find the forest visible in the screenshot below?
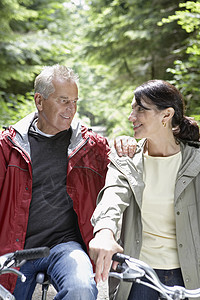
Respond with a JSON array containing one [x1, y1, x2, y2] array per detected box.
[[0, 0, 199, 139]]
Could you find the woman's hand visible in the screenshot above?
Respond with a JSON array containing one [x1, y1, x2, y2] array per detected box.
[[114, 135, 137, 158], [89, 229, 123, 283]]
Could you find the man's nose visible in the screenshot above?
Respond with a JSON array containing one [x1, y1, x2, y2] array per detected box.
[[66, 101, 75, 110]]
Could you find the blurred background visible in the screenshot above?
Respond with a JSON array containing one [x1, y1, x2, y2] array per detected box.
[[0, 0, 199, 140]]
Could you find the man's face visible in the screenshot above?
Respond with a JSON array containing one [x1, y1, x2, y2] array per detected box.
[[35, 79, 78, 135]]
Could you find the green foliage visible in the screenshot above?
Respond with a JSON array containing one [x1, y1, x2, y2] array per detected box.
[[158, 1, 200, 116], [0, 0, 85, 127], [0, 0, 79, 92], [158, 1, 200, 33], [79, 0, 188, 137], [0, 91, 35, 129], [0, 0, 199, 138], [0, 0, 38, 90]]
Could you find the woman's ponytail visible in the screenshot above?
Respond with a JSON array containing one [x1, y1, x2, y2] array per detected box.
[[173, 116, 200, 144]]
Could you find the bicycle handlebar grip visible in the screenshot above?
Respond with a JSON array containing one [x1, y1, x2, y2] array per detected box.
[[112, 253, 130, 263], [14, 247, 50, 262]]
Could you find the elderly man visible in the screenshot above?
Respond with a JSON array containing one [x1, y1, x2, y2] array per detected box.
[[0, 64, 135, 300]]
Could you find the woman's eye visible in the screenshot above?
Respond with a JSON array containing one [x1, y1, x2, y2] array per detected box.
[[138, 106, 144, 112]]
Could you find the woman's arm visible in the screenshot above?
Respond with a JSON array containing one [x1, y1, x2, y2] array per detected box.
[[89, 161, 132, 283]]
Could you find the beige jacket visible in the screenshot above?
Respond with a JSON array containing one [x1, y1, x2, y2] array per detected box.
[[91, 140, 200, 300]]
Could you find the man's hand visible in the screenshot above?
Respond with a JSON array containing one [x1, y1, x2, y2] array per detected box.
[[89, 229, 123, 283], [114, 136, 137, 158]]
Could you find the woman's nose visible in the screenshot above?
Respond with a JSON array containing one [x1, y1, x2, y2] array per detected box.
[[128, 111, 136, 122]]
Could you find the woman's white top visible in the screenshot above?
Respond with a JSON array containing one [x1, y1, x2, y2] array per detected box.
[[139, 151, 182, 269]]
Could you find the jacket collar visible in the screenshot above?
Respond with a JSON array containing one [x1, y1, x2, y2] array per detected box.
[[68, 118, 84, 156], [11, 111, 85, 157], [12, 111, 37, 137], [11, 112, 37, 157]]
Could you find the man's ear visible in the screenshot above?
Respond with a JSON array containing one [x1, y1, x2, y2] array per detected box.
[[34, 93, 43, 111], [162, 107, 174, 125]]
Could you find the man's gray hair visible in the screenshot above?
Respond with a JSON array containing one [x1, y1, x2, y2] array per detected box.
[[34, 64, 79, 99]]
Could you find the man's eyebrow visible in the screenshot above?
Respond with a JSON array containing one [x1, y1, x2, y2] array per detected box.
[[59, 96, 79, 100]]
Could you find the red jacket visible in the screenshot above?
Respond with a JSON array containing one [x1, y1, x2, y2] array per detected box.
[[0, 112, 110, 292]]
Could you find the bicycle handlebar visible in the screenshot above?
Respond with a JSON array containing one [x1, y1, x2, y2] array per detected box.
[[113, 252, 129, 263], [111, 253, 200, 300], [14, 247, 50, 263], [0, 247, 50, 270], [0, 247, 50, 300]]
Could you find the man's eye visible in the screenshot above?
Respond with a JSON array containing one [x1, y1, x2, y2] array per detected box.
[[59, 99, 78, 105]]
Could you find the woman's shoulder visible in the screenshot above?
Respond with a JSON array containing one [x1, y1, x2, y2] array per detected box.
[[108, 140, 145, 175], [181, 142, 200, 173], [181, 141, 200, 155]]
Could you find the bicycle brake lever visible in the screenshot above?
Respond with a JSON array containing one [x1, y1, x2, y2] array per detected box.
[[1, 268, 26, 282], [0, 253, 14, 270], [109, 271, 124, 280], [125, 261, 145, 278], [109, 264, 145, 282]]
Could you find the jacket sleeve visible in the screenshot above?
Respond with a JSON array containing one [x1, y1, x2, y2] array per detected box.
[[90, 130, 110, 171], [91, 161, 132, 238]]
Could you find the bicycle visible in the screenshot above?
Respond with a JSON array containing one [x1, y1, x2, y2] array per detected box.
[[0, 247, 50, 300], [109, 253, 200, 300]]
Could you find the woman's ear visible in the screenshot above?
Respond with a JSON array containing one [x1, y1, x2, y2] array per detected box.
[[34, 93, 43, 111], [162, 107, 174, 125]]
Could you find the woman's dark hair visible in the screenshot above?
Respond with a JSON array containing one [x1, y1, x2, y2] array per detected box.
[[134, 80, 200, 144]]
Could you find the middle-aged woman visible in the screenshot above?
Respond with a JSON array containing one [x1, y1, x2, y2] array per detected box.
[[89, 80, 200, 300]]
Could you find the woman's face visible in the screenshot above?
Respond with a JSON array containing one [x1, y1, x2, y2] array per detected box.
[[128, 97, 165, 140]]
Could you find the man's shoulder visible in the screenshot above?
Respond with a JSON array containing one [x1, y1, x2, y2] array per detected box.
[[0, 126, 15, 140], [81, 126, 110, 161], [84, 126, 110, 150], [87, 127, 107, 141], [75, 120, 108, 144]]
